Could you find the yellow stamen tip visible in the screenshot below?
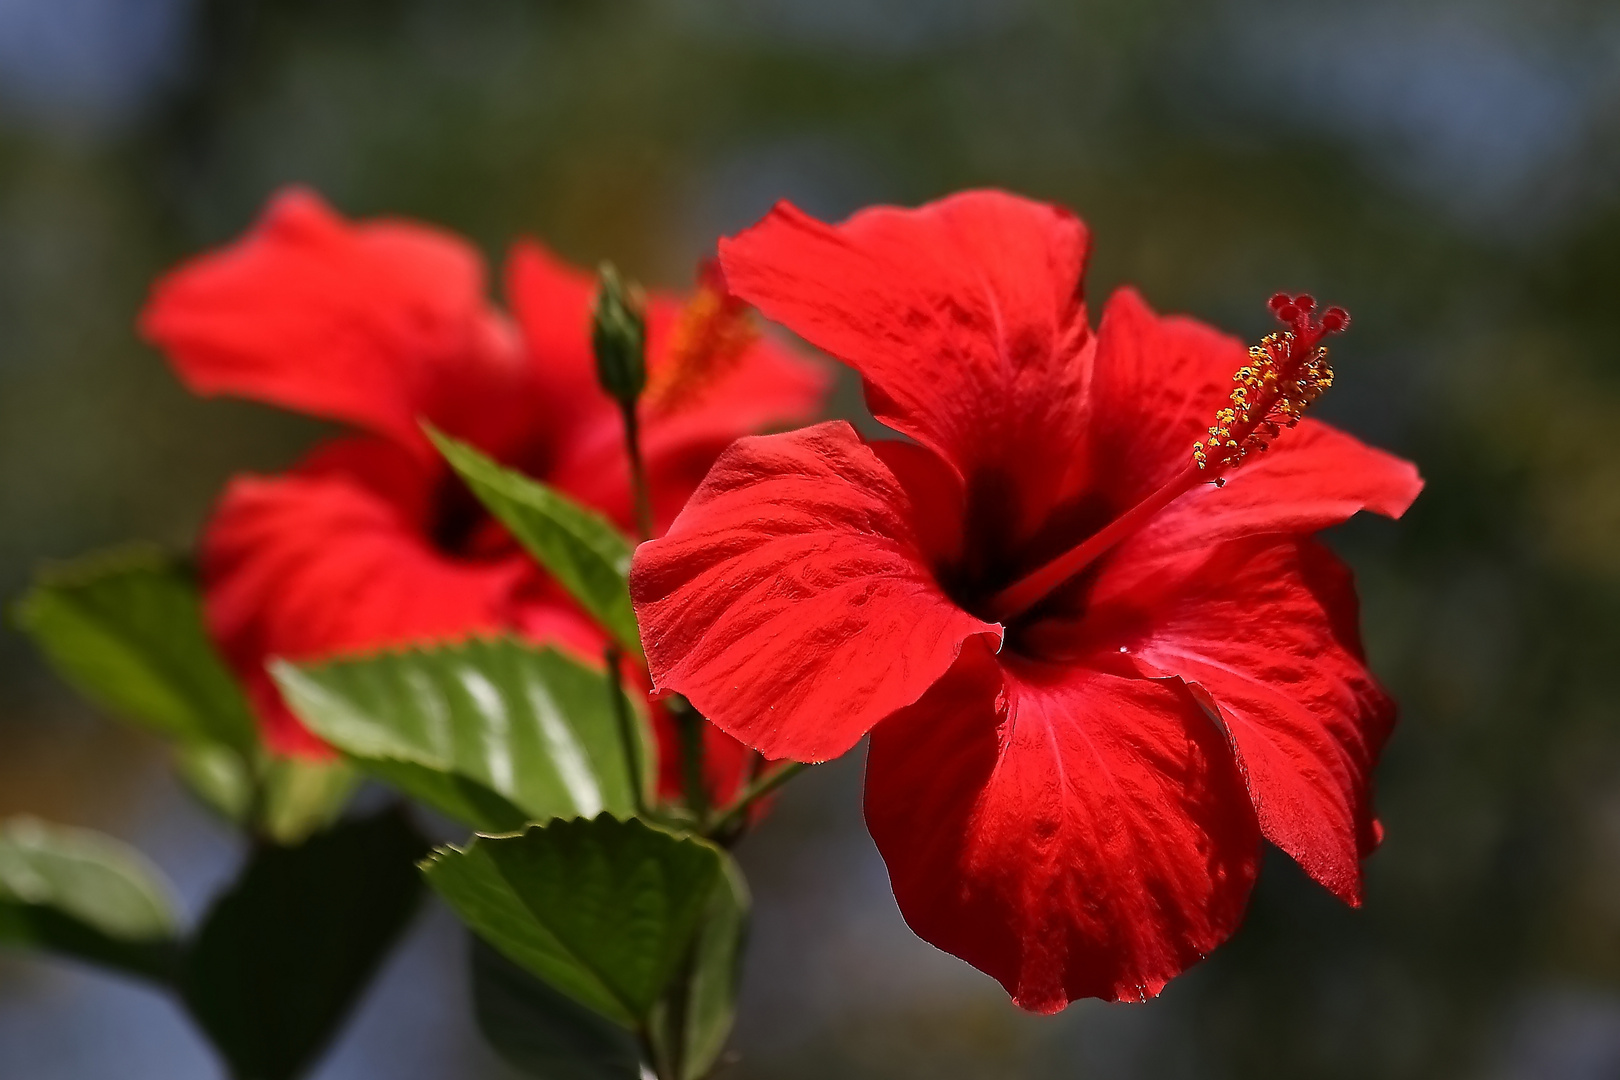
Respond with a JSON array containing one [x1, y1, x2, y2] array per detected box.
[[1191, 296, 1348, 472]]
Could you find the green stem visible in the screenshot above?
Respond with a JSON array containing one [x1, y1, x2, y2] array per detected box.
[[619, 402, 655, 543], [670, 697, 709, 828], [243, 749, 274, 846], [709, 761, 807, 842], [744, 750, 766, 787], [604, 646, 646, 816], [656, 945, 697, 1080]]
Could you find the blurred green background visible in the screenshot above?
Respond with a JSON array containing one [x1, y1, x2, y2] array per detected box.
[[3, 0, 1619, 1076]]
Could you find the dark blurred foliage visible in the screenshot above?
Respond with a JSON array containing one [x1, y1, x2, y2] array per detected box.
[[2, 0, 1619, 1077]]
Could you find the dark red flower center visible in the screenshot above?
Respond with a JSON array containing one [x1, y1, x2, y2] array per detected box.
[[430, 469, 504, 558], [982, 295, 1352, 629]]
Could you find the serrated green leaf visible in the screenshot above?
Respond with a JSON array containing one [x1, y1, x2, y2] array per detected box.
[[470, 937, 643, 1080], [424, 816, 724, 1029], [0, 817, 181, 983], [678, 858, 749, 1079], [12, 546, 257, 753], [643, 855, 749, 1080], [274, 639, 652, 832], [429, 429, 642, 658], [183, 807, 428, 1080]]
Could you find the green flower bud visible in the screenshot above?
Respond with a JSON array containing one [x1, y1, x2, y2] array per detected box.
[[591, 263, 647, 407]]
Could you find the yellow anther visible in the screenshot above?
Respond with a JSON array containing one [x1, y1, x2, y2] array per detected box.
[[1194, 300, 1345, 472]]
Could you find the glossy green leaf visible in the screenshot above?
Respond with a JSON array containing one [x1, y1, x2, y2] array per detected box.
[[273, 639, 651, 832], [429, 429, 642, 658], [182, 807, 429, 1080], [470, 937, 643, 1080], [12, 546, 256, 753], [676, 858, 749, 1080], [424, 815, 723, 1028], [643, 855, 749, 1080], [0, 817, 181, 983], [14, 549, 358, 847]]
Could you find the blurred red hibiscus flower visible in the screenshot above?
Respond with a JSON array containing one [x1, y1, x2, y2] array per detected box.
[[630, 191, 1423, 1009], [142, 188, 827, 803]]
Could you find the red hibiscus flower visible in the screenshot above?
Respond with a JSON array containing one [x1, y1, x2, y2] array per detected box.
[[629, 191, 1423, 1009], [141, 188, 828, 804]]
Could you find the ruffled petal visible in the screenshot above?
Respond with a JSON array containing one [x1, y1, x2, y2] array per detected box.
[[629, 421, 999, 762], [865, 641, 1260, 1010], [868, 439, 967, 570], [719, 191, 1093, 544], [201, 441, 533, 756], [1103, 419, 1423, 590], [1084, 287, 1247, 507], [1118, 538, 1396, 902], [143, 188, 530, 456]]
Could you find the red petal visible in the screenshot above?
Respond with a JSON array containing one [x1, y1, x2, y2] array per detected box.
[[143, 188, 529, 456], [1122, 538, 1395, 902], [1198, 417, 1423, 531], [629, 421, 999, 762], [869, 439, 967, 569], [1103, 418, 1423, 592], [503, 240, 608, 449], [719, 191, 1093, 544], [638, 311, 828, 522], [1080, 288, 1420, 594], [1085, 287, 1247, 507], [201, 440, 539, 756], [866, 641, 1260, 1010]]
